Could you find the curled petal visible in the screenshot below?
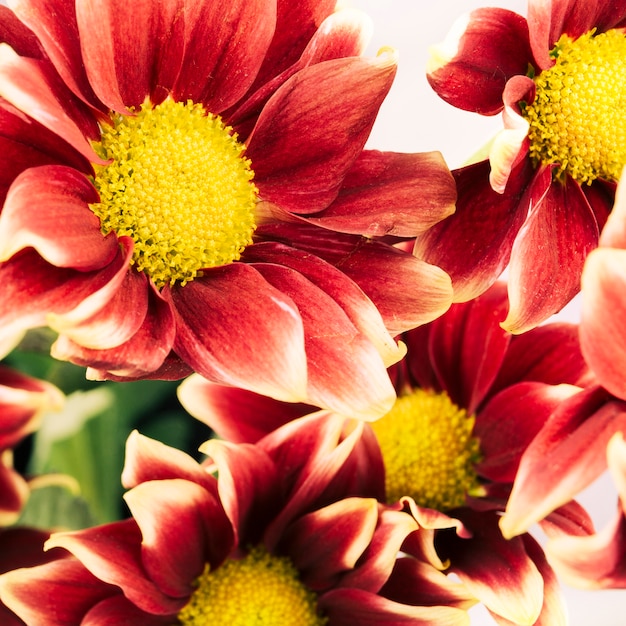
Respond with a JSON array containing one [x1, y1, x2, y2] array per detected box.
[[0, 165, 115, 270], [427, 8, 532, 116]]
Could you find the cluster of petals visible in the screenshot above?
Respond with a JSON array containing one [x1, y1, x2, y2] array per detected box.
[[0, 0, 457, 421], [421, 0, 626, 333], [498, 171, 626, 589], [179, 281, 594, 624], [0, 363, 64, 525], [0, 414, 481, 625]]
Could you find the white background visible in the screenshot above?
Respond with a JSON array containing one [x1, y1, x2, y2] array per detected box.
[[348, 0, 626, 624]]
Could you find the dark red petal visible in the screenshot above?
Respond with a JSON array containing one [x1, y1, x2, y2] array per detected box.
[[0, 45, 101, 160], [306, 150, 456, 237], [168, 263, 309, 404], [413, 158, 533, 303], [427, 8, 532, 116], [423, 281, 511, 414], [249, 52, 397, 214], [490, 322, 592, 396], [83, 594, 172, 625], [0, 557, 117, 626], [475, 381, 579, 483], [503, 172, 599, 333], [439, 510, 544, 624], [177, 375, 314, 443], [0, 5, 43, 58], [501, 389, 626, 537]]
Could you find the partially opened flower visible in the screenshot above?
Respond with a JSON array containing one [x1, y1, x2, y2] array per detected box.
[[0, 0, 456, 419], [179, 282, 592, 624], [0, 364, 64, 525], [420, 0, 626, 332], [0, 416, 471, 625]]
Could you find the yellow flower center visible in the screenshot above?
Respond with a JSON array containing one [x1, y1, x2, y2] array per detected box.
[[90, 98, 257, 288], [523, 28, 626, 185], [178, 545, 326, 626], [370, 388, 482, 510]]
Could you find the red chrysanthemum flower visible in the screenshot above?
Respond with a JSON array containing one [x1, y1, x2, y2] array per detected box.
[[0, 364, 63, 525], [178, 281, 594, 623], [420, 0, 626, 332], [0, 416, 475, 625], [0, 0, 456, 419]]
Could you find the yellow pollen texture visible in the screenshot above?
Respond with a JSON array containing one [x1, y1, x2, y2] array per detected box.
[[90, 98, 257, 288], [371, 388, 482, 511], [177, 545, 327, 626], [523, 28, 626, 185]]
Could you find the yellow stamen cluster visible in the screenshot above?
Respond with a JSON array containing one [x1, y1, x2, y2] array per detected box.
[[371, 388, 482, 511], [90, 98, 257, 288], [523, 28, 626, 185], [178, 545, 327, 626]]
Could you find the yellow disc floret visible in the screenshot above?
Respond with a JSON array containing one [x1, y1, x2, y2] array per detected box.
[[523, 28, 626, 185], [178, 545, 326, 626], [371, 388, 482, 510], [90, 98, 257, 288]]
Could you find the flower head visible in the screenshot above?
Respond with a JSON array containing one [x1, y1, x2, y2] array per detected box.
[[0, 0, 456, 419], [0, 416, 470, 624], [420, 0, 626, 332], [179, 281, 592, 623]]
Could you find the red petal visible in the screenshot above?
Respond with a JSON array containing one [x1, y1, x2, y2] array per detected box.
[[427, 8, 532, 116], [168, 263, 308, 404], [503, 171, 599, 333], [45, 520, 184, 615], [124, 478, 232, 598], [414, 159, 533, 303], [83, 594, 172, 625], [177, 375, 313, 443], [0, 45, 101, 162], [10, 0, 101, 107], [501, 389, 626, 537], [252, 260, 396, 419], [581, 248, 626, 400], [248, 51, 397, 214], [0, 557, 116, 626], [0, 5, 43, 59], [0, 165, 115, 270], [475, 381, 579, 483], [306, 150, 456, 237], [319, 588, 470, 625], [199, 438, 278, 547], [286, 497, 378, 590], [424, 281, 511, 414], [441, 510, 544, 625], [528, 0, 626, 70]]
